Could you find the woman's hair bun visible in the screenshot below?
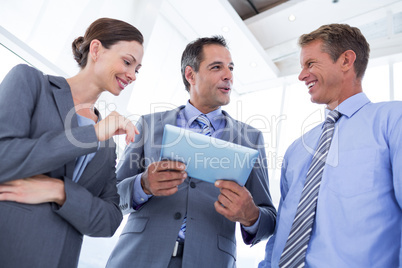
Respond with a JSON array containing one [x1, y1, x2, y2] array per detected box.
[[72, 36, 85, 65]]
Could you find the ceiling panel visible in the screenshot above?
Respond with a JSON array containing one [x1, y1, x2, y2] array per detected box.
[[228, 0, 290, 20]]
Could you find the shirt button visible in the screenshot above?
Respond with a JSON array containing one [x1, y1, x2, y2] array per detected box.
[[174, 212, 182, 220], [140, 198, 145, 202], [190, 181, 196, 188]]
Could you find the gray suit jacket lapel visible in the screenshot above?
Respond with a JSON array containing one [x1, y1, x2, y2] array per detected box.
[[49, 75, 79, 180], [76, 109, 108, 187], [151, 106, 184, 160], [219, 110, 240, 143]]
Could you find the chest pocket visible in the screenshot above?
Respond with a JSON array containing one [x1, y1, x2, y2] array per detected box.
[[325, 149, 378, 197]]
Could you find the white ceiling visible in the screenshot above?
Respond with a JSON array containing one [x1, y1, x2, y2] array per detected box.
[[1, 0, 402, 115], [247, 0, 402, 76]]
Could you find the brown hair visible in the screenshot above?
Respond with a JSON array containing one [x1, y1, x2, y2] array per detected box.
[[72, 17, 144, 68], [298, 23, 370, 79]]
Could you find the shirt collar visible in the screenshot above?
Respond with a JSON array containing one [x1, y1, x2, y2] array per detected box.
[[76, 113, 97, 125], [325, 92, 371, 119], [183, 100, 224, 130]]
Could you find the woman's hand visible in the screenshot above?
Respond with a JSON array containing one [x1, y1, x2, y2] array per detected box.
[[0, 175, 66, 206], [94, 111, 139, 144]]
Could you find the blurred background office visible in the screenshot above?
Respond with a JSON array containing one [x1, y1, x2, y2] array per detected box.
[[1, 0, 402, 266]]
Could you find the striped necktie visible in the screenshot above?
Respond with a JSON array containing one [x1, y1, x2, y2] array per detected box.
[[279, 110, 341, 268], [195, 114, 212, 136], [178, 114, 212, 241]]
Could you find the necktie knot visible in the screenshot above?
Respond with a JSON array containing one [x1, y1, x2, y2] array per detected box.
[[325, 110, 342, 125], [196, 114, 210, 125], [195, 114, 212, 136]]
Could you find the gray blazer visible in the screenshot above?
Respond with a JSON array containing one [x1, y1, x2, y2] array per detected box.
[[107, 106, 277, 267], [0, 64, 122, 268]]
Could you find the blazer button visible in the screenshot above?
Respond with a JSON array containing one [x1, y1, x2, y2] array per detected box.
[[174, 212, 182, 220], [190, 181, 196, 188]]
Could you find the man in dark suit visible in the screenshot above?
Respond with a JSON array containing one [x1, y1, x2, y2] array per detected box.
[[107, 36, 277, 268]]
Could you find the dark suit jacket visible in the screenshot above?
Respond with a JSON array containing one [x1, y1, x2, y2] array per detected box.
[[0, 64, 123, 268], [107, 106, 277, 267]]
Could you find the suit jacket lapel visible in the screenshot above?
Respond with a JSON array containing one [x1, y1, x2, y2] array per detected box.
[[76, 109, 106, 187], [219, 110, 240, 143], [151, 106, 184, 160], [49, 75, 78, 180], [161, 106, 183, 127], [77, 140, 109, 189]]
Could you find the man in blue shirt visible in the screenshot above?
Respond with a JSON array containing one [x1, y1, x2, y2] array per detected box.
[[107, 36, 277, 268], [259, 24, 402, 267]]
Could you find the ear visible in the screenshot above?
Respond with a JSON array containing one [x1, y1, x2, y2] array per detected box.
[[89, 39, 102, 62], [340, 50, 356, 73], [185, 66, 196, 86]]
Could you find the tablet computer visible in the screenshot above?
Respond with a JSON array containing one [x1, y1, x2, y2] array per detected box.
[[160, 124, 259, 186]]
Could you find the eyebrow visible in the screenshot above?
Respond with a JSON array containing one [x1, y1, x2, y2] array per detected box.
[[127, 54, 142, 68], [207, 61, 235, 68], [302, 58, 313, 66], [127, 54, 137, 63]]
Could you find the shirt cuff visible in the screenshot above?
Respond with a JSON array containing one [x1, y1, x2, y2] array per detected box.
[[241, 209, 261, 235], [133, 174, 152, 207]]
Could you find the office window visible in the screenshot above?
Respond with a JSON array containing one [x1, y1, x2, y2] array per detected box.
[[362, 64, 390, 102], [394, 62, 402, 101], [0, 44, 27, 82]]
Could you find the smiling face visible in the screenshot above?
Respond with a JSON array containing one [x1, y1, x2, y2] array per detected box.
[[187, 44, 234, 114], [298, 40, 346, 109], [95, 40, 144, 96]]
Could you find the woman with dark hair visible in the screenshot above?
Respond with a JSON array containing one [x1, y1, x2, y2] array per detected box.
[[0, 17, 144, 268]]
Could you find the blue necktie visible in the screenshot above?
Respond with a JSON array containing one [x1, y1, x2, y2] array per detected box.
[[196, 114, 212, 136], [279, 110, 341, 267], [178, 114, 212, 241]]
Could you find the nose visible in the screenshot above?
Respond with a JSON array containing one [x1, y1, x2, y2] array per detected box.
[[298, 68, 308, 81], [223, 66, 233, 81], [127, 71, 136, 84]]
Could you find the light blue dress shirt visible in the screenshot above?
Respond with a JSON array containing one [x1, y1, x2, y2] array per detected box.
[[260, 93, 402, 267], [72, 114, 98, 182], [132, 101, 261, 233]]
